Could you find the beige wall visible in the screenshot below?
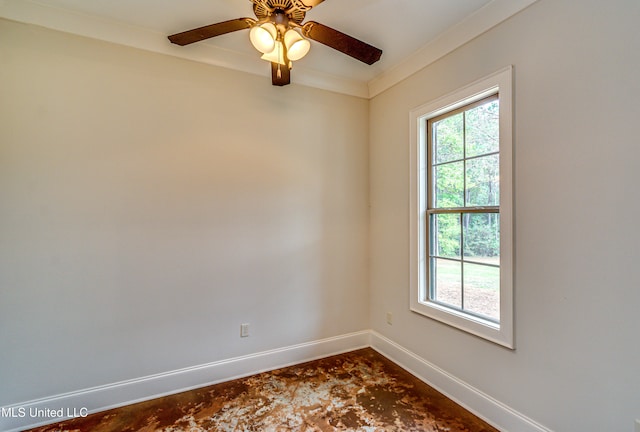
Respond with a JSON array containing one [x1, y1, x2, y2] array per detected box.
[[369, 0, 640, 431], [0, 19, 369, 405]]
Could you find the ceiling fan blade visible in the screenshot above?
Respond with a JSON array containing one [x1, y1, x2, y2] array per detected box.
[[168, 18, 254, 46], [303, 21, 382, 65], [271, 62, 291, 86]]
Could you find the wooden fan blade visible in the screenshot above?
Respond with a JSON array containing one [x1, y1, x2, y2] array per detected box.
[[303, 21, 382, 65], [168, 18, 253, 46], [271, 62, 291, 86]]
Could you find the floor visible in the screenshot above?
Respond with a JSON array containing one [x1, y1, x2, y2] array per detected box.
[[26, 348, 499, 431]]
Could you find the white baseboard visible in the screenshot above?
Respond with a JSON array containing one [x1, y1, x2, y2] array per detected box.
[[370, 331, 552, 432], [0, 330, 371, 432]]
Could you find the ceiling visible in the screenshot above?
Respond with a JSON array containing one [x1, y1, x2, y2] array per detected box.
[[0, 0, 538, 97]]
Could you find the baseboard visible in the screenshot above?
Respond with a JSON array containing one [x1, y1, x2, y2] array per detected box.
[[370, 331, 552, 432], [0, 330, 370, 432]]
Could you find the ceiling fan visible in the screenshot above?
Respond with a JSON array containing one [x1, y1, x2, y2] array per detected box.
[[168, 0, 383, 86]]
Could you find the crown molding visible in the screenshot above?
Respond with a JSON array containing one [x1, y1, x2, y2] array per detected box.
[[367, 0, 540, 98], [1, 0, 538, 100], [0, 0, 369, 98]]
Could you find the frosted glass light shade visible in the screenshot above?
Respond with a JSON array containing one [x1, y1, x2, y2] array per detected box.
[[283, 29, 310, 61], [261, 41, 287, 65], [249, 23, 277, 54]]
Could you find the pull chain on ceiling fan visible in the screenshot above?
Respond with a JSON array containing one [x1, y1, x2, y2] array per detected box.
[[168, 0, 382, 86]]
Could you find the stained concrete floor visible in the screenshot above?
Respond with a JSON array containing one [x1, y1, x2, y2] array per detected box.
[[26, 348, 498, 431]]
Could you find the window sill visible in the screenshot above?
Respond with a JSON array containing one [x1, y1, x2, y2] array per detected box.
[[410, 299, 513, 349]]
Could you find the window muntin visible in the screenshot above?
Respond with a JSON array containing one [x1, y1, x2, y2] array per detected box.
[[427, 96, 500, 324]]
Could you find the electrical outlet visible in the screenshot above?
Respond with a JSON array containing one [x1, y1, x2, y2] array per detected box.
[[240, 323, 250, 338], [386, 312, 393, 325]]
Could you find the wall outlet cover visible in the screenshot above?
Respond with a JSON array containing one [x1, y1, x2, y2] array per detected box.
[[240, 323, 250, 338]]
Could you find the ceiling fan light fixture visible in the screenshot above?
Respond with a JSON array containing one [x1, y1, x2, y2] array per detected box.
[[249, 22, 277, 54], [283, 29, 310, 61], [261, 41, 287, 65]]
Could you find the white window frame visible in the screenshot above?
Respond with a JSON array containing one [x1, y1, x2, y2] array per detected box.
[[409, 66, 514, 349]]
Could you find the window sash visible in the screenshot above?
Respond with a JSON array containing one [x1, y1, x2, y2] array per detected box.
[[426, 210, 501, 324], [426, 94, 499, 213]]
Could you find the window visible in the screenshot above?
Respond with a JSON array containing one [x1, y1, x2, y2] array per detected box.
[[409, 67, 513, 348]]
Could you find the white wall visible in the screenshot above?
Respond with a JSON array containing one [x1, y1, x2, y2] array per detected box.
[[369, 1, 640, 431], [0, 19, 369, 406]]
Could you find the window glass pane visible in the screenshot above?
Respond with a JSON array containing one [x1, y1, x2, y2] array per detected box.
[[463, 263, 500, 321], [431, 213, 461, 259], [435, 162, 464, 208], [433, 113, 463, 164], [430, 258, 461, 309], [463, 213, 500, 264], [465, 154, 499, 206], [465, 99, 499, 158]]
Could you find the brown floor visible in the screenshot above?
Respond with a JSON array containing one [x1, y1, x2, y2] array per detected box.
[[26, 348, 499, 431]]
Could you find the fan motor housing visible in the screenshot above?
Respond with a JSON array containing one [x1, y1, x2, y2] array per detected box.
[[253, 0, 306, 24]]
